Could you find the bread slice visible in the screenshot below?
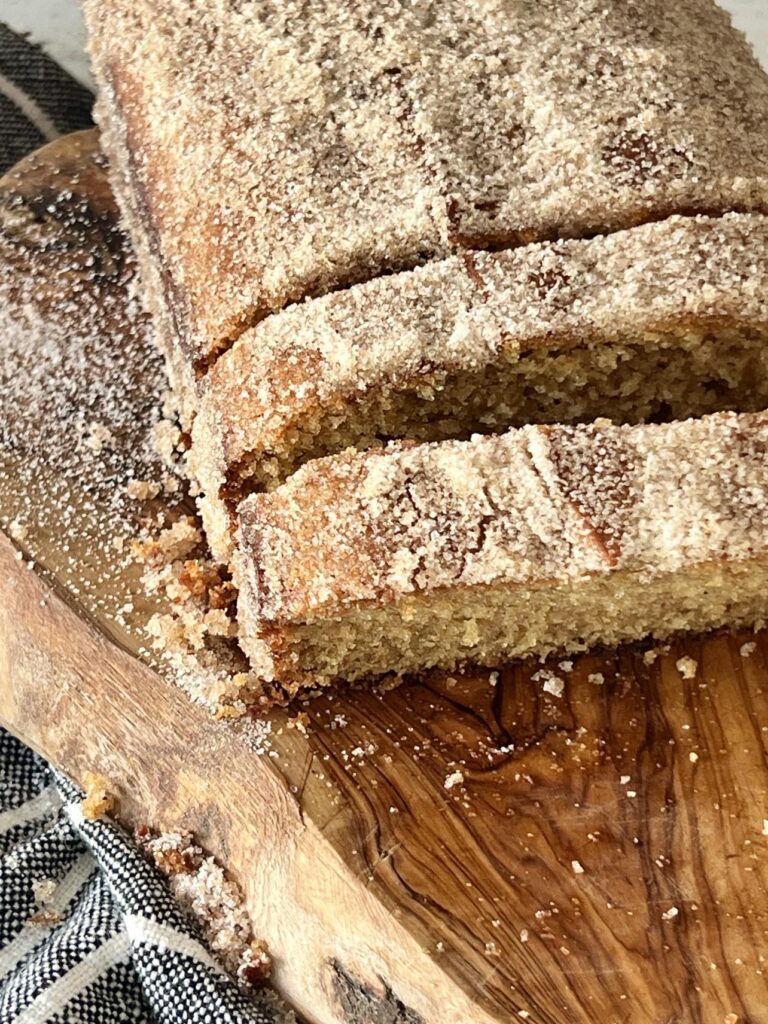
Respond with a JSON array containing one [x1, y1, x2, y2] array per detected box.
[[190, 213, 768, 561], [83, 0, 768, 382], [234, 412, 768, 694]]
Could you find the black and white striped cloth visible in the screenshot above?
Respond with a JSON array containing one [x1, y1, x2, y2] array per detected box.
[[0, 26, 289, 1024], [0, 731, 286, 1024], [0, 23, 93, 174]]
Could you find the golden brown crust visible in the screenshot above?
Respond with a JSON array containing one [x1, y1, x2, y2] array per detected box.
[[190, 212, 768, 560], [201, 212, 768, 465], [84, 0, 768, 370], [235, 412, 768, 683]]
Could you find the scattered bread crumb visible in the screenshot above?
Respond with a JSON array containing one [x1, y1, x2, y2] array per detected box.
[[533, 669, 564, 698], [587, 672, 604, 685], [81, 771, 116, 821], [740, 642, 757, 658], [83, 421, 115, 453], [27, 909, 62, 927], [27, 877, 61, 925], [287, 712, 310, 734], [444, 770, 464, 790], [662, 906, 679, 921], [126, 478, 161, 500], [137, 828, 273, 986], [32, 878, 57, 905], [571, 860, 584, 874], [157, 518, 202, 559], [643, 649, 660, 666], [152, 417, 184, 468], [215, 703, 245, 720], [8, 519, 27, 542], [676, 656, 698, 679], [238, 939, 273, 988], [162, 471, 180, 495]]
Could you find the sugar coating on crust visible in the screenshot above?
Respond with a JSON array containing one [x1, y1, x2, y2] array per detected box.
[[237, 412, 768, 624], [83, 0, 768, 366], [195, 212, 768, 475]]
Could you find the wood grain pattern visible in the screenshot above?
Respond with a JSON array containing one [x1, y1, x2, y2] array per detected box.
[[1, 131, 768, 1024]]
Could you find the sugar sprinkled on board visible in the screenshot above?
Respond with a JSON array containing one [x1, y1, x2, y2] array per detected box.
[[0, 138, 183, 633], [0, 138, 290, 747]]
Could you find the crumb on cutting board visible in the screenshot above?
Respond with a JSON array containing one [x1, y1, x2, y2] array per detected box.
[[444, 770, 464, 790], [126, 478, 162, 500], [137, 827, 273, 988], [676, 656, 698, 680], [81, 770, 116, 820]]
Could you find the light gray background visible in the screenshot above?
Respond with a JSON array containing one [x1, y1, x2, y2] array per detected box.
[[3, 0, 767, 88]]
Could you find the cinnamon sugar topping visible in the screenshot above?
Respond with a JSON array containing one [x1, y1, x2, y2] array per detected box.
[[84, 0, 768, 367]]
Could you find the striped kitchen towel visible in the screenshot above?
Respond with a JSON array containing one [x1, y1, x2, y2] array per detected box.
[[0, 729, 291, 1024], [0, 23, 92, 174]]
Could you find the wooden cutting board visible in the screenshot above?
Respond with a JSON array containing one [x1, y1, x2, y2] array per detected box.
[[1, 131, 768, 1024]]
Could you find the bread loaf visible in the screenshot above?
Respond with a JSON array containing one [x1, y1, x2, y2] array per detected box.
[[235, 412, 768, 693], [190, 212, 768, 561], [84, 0, 768, 405], [83, 1, 768, 691]]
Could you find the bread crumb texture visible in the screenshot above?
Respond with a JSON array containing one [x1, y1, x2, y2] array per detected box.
[[194, 213, 768, 518], [676, 655, 698, 679], [236, 412, 768, 685]]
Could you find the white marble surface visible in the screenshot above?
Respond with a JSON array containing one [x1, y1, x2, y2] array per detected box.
[[2, 0, 767, 88]]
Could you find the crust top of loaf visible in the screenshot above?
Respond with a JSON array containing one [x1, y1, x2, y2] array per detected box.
[[236, 412, 768, 624], [194, 213, 768, 475], [84, 0, 768, 366]]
